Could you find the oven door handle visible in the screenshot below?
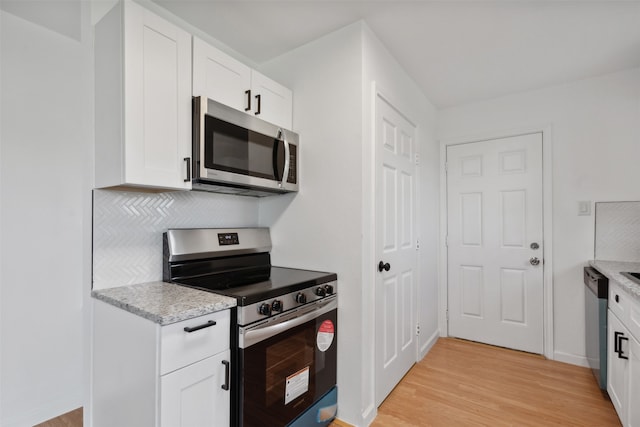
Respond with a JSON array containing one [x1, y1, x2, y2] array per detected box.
[[240, 298, 337, 348]]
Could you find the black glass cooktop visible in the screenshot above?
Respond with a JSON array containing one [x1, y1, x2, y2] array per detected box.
[[175, 266, 337, 306]]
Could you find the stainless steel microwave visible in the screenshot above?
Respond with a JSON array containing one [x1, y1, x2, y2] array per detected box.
[[192, 96, 298, 196]]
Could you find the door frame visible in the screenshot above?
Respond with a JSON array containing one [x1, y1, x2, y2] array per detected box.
[[438, 125, 554, 359]]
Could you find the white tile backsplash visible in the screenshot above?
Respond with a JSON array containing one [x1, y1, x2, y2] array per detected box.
[[595, 201, 640, 262], [92, 189, 259, 289]]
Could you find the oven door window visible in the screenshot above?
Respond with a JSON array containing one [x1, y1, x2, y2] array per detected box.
[[204, 115, 281, 180], [240, 309, 337, 427]]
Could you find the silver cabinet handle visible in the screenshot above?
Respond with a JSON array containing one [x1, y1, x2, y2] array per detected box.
[[530, 257, 540, 266]]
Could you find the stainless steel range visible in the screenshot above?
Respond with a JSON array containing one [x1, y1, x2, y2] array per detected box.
[[163, 228, 338, 427]]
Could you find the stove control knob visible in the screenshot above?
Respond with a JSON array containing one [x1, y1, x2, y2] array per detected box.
[[295, 292, 307, 304], [271, 300, 283, 313], [258, 303, 271, 316], [315, 287, 326, 297], [324, 284, 334, 295]]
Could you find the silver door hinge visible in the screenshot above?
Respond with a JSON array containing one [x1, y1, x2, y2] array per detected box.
[[445, 162, 448, 172], [415, 153, 420, 166], [416, 239, 420, 250], [416, 324, 421, 336], [445, 235, 449, 247], [446, 310, 449, 321]]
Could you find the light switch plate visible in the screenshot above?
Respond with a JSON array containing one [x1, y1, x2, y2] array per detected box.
[[578, 201, 591, 216]]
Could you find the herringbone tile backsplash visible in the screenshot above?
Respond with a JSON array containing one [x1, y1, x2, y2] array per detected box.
[[595, 201, 640, 262], [93, 189, 259, 289]]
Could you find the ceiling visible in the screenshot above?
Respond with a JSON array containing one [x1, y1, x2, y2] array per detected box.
[[154, 0, 640, 108]]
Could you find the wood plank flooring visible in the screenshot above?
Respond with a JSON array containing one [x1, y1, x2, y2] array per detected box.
[[41, 338, 619, 426], [368, 338, 620, 427], [34, 408, 82, 427]]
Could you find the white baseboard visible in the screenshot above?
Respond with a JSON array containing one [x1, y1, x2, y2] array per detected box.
[[553, 350, 589, 367], [419, 329, 440, 360], [1, 394, 81, 427]]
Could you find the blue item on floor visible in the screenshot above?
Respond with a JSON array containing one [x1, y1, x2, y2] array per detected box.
[[287, 387, 338, 427]]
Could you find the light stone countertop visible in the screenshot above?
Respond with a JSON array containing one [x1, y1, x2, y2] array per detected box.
[[92, 281, 236, 326], [589, 260, 640, 302]]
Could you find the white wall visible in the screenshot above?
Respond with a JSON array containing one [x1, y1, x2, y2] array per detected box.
[[259, 22, 439, 426], [437, 68, 640, 365], [258, 22, 366, 425], [360, 25, 439, 422], [0, 3, 93, 426]]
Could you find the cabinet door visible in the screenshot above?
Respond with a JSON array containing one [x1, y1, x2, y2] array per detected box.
[[629, 334, 640, 427], [124, 2, 192, 189], [251, 70, 293, 130], [193, 37, 251, 112], [160, 350, 231, 427], [608, 310, 628, 423]]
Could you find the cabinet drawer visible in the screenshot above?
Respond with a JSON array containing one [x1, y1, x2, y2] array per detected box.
[[160, 310, 230, 375], [609, 281, 629, 325]]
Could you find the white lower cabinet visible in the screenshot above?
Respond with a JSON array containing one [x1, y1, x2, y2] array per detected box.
[[608, 310, 628, 418], [161, 350, 230, 427], [608, 281, 640, 427], [92, 300, 231, 427], [629, 335, 640, 426]]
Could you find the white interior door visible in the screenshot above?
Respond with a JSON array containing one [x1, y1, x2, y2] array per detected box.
[[446, 133, 544, 354], [375, 95, 417, 406]]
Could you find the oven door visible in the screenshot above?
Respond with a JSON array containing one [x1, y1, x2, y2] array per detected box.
[[238, 297, 337, 427]]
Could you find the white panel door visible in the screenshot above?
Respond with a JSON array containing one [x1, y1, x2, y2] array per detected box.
[[160, 350, 230, 427], [446, 133, 543, 354], [375, 95, 417, 406]]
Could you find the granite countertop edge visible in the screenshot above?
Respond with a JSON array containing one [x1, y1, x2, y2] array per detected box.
[[589, 260, 640, 302], [92, 281, 237, 326]]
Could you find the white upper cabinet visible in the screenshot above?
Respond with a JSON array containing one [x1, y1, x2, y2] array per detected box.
[[192, 37, 293, 130], [250, 69, 293, 130], [95, 1, 192, 191], [192, 37, 251, 112]]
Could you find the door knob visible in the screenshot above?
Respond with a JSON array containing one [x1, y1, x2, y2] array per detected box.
[[378, 261, 391, 272], [530, 257, 541, 266], [530, 242, 539, 250]]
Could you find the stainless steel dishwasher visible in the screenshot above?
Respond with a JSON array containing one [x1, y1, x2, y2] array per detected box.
[[584, 266, 609, 391]]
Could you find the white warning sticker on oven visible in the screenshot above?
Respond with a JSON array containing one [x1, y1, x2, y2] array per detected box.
[[317, 320, 335, 352], [285, 366, 309, 405]]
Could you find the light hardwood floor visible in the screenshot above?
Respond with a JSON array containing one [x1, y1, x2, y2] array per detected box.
[[41, 338, 619, 426], [35, 408, 82, 427], [368, 338, 620, 427]]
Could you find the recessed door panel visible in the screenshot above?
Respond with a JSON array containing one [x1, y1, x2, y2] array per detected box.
[[501, 268, 526, 324], [501, 190, 526, 248], [383, 165, 398, 253], [383, 276, 398, 368], [461, 266, 483, 318], [461, 193, 483, 247]]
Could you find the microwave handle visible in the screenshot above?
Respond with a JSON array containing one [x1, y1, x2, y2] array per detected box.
[[277, 129, 291, 188]]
